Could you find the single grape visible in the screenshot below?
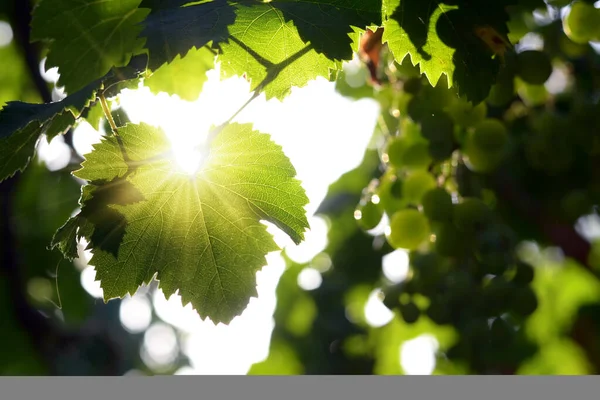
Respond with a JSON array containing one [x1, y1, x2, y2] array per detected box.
[[420, 111, 455, 142], [510, 286, 538, 317], [487, 63, 516, 107], [516, 50, 553, 85], [435, 222, 468, 257], [399, 301, 421, 324], [422, 187, 453, 222], [482, 276, 515, 315], [512, 261, 534, 285], [355, 199, 384, 231], [463, 319, 490, 342], [561, 190, 593, 222], [403, 170, 437, 204], [475, 225, 515, 275], [411, 252, 442, 278], [453, 198, 493, 233], [445, 98, 487, 128], [563, 1, 600, 44], [490, 317, 515, 344], [445, 270, 475, 301], [377, 170, 404, 215], [387, 137, 431, 170], [401, 141, 433, 170], [386, 209, 431, 250], [382, 284, 402, 309], [386, 137, 408, 168], [487, 79, 515, 108], [462, 118, 509, 173], [517, 80, 549, 107], [426, 299, 452, 325]]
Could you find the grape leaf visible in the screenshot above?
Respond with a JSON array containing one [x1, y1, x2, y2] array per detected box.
[[68, 122, 309, 323], [140, 0, 236, 70], [52, 216, 84, 261], [141, 0, 381, 99], [31, 0, 149, 93], [0, 79, 100, 182], [382, 0, 511, 102], [219, 0, 383, 99], [144, 46, 215, 100], [218, 3, 337, 99]]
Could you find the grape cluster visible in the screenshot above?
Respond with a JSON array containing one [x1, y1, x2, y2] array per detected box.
[[351, 57, 547, 372], [348, 1, 600, 373]]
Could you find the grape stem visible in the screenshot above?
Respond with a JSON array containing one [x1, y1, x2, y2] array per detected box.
[[99, 93, 118, 135]]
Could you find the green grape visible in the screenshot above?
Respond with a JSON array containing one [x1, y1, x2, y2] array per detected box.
[[403, 279, 418, 295], [420, 112, 456, 161], [411, 252, 442, 278], [453, 198, 493, 233], [482, 276, 515, 315], [559, 34, 588, 58], [516, 50, 553, 85], [435, 222, 468, 257], [490, 317, 514, 344], [471, 119, 508, 153], [487, 78, 515, 108], [463, 319, 489, 342], [407, 96, 428, 122], [420, 111, 455, 141], [445, 98, 487, 128], [428, 137, 455, 162], [403, 171, 437, 205], [386, 137, 431, 170], [382, 284, 402, 309], [446, 271, 475, 301], [517, 79, 549, 107], [399, 301, 421, 324], [426, 299, 452, 325], [400, 118, 424, 140], [462, 119, 508, 173], [355, 199, 384, 231], [401, 141, 433, 170], [563, 1, 600, 44], [377, 170, 404, 215], [507, 13, 530, 44], [386, 209, 430, 250], [487, 61, 516, 107], [512, 261, 534, 285], [422, 187, 453, 222], [475, 225, 515, 275], [386, 137, 408, 168], [561, 190, 593, 222], [510, 286, 538, 317]]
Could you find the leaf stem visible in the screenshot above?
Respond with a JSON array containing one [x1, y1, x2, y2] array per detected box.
[[99, 93, 118, 135]]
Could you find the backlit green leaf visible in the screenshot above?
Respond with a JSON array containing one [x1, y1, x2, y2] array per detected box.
[[31, 0, 149, 93], [70, 122, 309, 323]]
